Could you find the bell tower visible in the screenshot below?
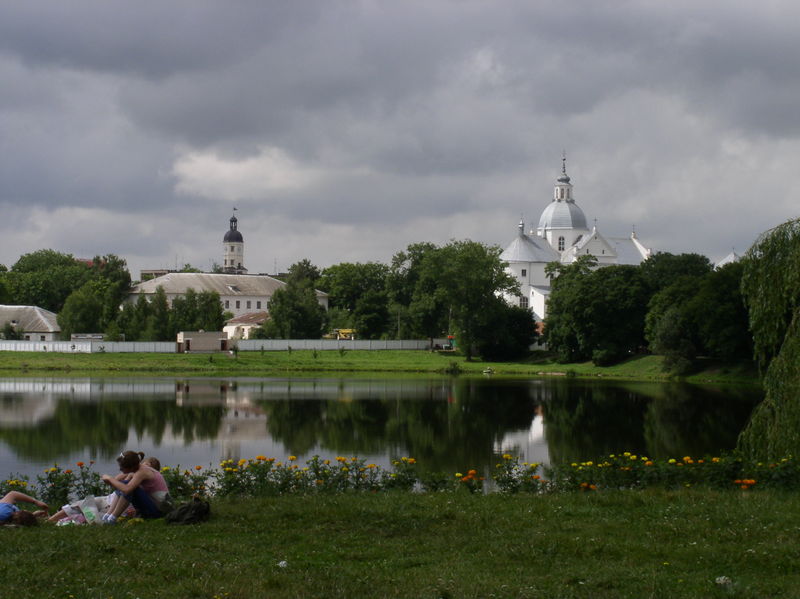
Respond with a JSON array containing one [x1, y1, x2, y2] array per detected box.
[[223, 211, 247, 274]]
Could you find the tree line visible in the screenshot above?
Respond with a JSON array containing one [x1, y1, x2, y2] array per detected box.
[[544, 252, 752, 372], [0, 242, 537, 360], [257, 240, 536, 360]]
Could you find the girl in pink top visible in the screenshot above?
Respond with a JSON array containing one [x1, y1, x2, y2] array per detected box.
[[101, 451, 172, 523]]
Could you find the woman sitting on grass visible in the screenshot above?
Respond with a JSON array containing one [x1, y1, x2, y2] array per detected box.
[[47, 456, 161, 525], [0, 491, 49, 526], [101, 451, 172, 524]]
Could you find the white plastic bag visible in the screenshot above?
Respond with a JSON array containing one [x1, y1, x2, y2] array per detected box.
[[80, 495, 101, 524]]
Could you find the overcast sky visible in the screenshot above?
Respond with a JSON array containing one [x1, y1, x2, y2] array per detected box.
[[1, 1, 798, 278]]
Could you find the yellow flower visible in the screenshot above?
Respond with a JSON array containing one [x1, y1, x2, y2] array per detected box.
[[668, 459, 676, 464], [341, 467, 349, 472], [288, 456, 297, 461], [455, 472, 463, 478], [502, 453, 512, 460], [256, 455, 267, 461], [407, 458, 416, 465], [323, 460, 330, 465]]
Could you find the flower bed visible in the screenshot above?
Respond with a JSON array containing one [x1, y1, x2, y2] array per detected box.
[[5, 453, 798, 504]]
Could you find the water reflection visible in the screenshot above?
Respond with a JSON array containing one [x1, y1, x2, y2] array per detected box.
[[0, 377, 761, 480]]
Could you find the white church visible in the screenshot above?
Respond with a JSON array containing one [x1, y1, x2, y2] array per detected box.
[[501, 158, 652, 321]]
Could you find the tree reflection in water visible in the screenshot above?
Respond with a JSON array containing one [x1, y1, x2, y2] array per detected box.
[[0, 377, 761, 477], [542, 380, 760, 463]]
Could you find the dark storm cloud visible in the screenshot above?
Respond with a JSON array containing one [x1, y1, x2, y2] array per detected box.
[[0, 0, 799, 274]]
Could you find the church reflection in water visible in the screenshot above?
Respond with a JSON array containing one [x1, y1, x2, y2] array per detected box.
[[0, 377, 759, 479]]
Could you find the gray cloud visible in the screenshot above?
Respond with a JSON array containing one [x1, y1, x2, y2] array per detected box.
[[0, 0, 798, 277]]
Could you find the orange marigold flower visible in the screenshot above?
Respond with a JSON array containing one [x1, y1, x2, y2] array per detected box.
[[468, 469, 477, 476], [645, 461, 654, 467], [195, 465, 202, 470], [64, 469, 72, 474], [76, 462, 85, 468]]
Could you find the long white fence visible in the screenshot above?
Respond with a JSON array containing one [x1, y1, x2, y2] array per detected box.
[[0, 340, 177, 353], [0, 338, 442, 353], [234, 339, 435, 351]]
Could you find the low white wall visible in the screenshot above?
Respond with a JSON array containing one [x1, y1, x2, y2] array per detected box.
[[0, 340, 176, 353], [0, 339, 445, 353], [234, 339, 437, 351]]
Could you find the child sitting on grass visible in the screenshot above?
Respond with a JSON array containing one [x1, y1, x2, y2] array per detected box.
[[0, 491, 49, 526]]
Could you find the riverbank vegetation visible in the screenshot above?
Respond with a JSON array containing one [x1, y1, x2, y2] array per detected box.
[[2, 489, 799, 598], [0, 349, 759, 384], [7, 453, 799, 509]]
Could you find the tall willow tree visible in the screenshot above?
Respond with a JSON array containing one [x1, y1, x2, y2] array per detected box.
[[738, 218, 800, 460]]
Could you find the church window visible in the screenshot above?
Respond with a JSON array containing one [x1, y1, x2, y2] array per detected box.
[[521, 269, 527, 277], [558, 236, 565, 251], [519, 297, 529, 309]]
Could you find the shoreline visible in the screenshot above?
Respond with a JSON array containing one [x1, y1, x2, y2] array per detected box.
[[0, 349, 761, 386]]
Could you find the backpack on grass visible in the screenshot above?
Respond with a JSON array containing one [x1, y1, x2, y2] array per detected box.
[[164, 496, 210, 525]]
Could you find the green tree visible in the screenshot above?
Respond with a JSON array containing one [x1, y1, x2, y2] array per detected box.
[[545, 259, 649, 365], [686, 262, 752, 362], [737, 218, 800, 459], [287, 259, 321, 286], [388, 243, 447, 341], [141, 286, 171, 341], [424, 240, 519, 360], [318, 262, 388, 312], [195, 291, 225, 332], [5, 250, 93, 312], [352, 288, 390, 339], [639, 252, 713, 292], [644, 276, 704, 373], [267, 280, 325, 339], [1, 322, 22, 340], [473, 298, 537, 361], [57, 279, 116, 339], [318, 262, 390, 338], [543, 256, 598, 362]]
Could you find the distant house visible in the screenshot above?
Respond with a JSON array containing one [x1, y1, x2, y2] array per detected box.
[[0, 305, 61, 341], [223, 311, 269, 340], [127, 272, 328, 318]]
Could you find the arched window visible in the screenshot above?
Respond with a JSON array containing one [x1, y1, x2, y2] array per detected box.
[[558, 236, 565, 251]]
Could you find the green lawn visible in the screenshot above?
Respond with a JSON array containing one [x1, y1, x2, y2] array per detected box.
[[1, 490, 796, 598], [0, 350, 759, 385]]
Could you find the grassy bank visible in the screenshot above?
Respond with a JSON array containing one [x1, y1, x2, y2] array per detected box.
[[2, 490, 797, 598], [0, 350, 759, 384]]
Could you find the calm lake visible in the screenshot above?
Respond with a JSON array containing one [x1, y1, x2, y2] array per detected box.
[[0, 376, 761, 481]]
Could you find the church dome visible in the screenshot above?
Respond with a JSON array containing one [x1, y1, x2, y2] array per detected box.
[[538, 200, 587, 230], [224, 215, 243, 243], [224, 229, 243, 243]]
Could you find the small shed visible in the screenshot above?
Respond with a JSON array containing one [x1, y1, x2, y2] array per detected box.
[[177, 331, 228, 353]]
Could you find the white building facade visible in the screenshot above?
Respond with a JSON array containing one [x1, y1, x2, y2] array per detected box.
[[501, 159, 652, 321], [128, 272, 328, 319]]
